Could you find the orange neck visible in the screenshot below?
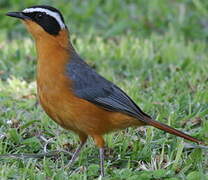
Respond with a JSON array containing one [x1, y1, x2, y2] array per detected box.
[[34, 29, 73, 60], [34, 29, 74, 87], [23, 20, 74, 59]]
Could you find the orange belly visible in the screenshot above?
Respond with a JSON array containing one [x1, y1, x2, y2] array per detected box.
[[37, 76, 144, 136]]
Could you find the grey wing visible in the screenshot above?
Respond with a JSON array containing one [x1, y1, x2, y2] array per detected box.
[[66, 56, 151, 121]]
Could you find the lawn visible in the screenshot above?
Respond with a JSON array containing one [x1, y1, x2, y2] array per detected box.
[[0, 0, 208, 179]]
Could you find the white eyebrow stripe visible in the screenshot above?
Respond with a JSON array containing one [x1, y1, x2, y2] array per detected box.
[[22, 8, 65, 29]]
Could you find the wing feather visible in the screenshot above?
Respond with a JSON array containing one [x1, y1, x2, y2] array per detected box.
[[66, 55, 150, 121]]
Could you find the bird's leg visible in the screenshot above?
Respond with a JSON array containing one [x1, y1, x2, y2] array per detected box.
[[69, 141, 85, 165], [99, 147, 105, 177], [68, 133, 88, 166], [92, 135, 105, 177]]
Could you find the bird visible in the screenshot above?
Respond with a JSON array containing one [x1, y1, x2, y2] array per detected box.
[[6, 5, 204, 177]]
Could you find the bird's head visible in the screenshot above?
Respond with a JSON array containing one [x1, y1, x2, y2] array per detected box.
[[7, 5, 68, 42]]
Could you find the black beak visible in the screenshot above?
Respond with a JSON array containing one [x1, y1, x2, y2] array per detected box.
[[6, 12, 30, 20]]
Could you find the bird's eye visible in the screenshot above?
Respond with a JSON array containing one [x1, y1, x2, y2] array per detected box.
[[35, 13, 44, 19]]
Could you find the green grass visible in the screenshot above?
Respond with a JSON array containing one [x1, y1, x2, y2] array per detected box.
[[1, 0, 208, 179]]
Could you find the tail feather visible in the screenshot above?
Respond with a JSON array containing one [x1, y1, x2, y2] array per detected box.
[[145, 117, 204, 145]]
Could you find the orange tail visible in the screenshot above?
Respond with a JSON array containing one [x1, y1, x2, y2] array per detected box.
[[145, 118, 204, 145]]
